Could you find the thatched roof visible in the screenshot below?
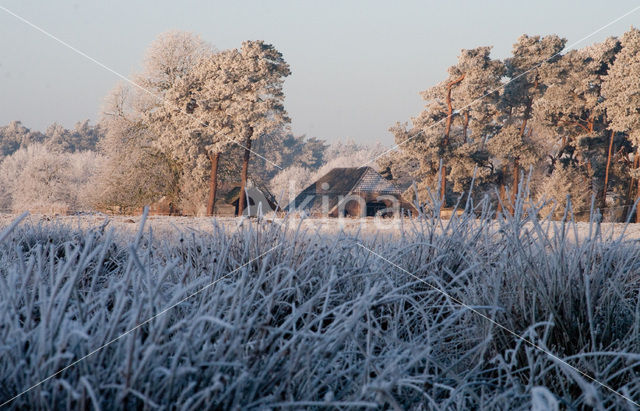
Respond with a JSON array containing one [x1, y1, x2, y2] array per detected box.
[[286, 167, 416, 216]]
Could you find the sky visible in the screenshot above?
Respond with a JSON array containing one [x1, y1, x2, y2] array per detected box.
[[1, 1, 639, 146]]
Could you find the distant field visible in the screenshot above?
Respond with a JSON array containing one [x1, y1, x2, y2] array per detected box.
[[2, 211, 640, 241], [1, 210, 639, 409]]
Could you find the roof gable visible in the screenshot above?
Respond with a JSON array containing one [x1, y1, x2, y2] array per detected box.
[[287, 167, 409, 214], [315, 167, 369, 194], [353, 167, 401, 194]]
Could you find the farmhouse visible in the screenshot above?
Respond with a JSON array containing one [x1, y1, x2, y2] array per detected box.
[[287, 167, 418, 217]]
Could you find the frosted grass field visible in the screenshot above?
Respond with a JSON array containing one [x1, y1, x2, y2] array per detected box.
[[1, 200, 640, 409]]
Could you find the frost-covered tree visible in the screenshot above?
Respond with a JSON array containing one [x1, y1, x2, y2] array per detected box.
[[392, 47, 504, 208], [416, 63, 466, 205], [601, 27, 640, 221], [149, 37, 290, 215], [0, 120, 100, 157], [0, 120, 45, 159], [137, 30, 213, 94], [390, 101, 447, 202], [384, 30, 640, 221], [0, 146, 28, 211], [534, 37, 621, 207], [452, 47, 504, 143], [537, 163, 593, 219], [137, 31, 216, 214], [44, 120, 101, 153], [492, 34, 566, 211], [0, 144, 101, 213], [94, 83, 180, 213], [10, 145, 71, 213], [447, 47, 505, 196], [93, 32, 213, 214], [149, 53, 226, 214], [222, 41, 291, 215], [94, 32, 292, 215]]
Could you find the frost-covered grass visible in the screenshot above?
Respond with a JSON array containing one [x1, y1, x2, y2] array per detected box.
[[1, 198, 640, 409]]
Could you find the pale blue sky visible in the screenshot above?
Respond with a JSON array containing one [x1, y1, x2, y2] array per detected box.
[[1, 1, 639, 145]]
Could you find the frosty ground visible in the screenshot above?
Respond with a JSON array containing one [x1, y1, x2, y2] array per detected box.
[[3, 212, 640, 241], [1, 208, 639, 409]]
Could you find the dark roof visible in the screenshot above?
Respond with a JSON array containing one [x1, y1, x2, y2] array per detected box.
[[314, 167, 369, 194], [287, 167, 363, 213], [223, 180, 278, 210], [287, 167, 412, 215]]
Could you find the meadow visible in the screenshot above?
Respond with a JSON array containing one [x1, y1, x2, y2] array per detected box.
[[1, 198, 640, 410]]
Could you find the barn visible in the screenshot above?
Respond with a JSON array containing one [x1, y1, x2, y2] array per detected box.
[[217, 179, 278, 216], [286, 167, 418, 217]]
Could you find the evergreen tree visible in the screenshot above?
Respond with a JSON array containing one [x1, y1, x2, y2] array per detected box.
[[151, 39, 290, 216], [601, 28, 640, 221], [448, 47, 505, 197], [390, 99, 448, 202], [44, 120, 102, 153], [491, 34, 566, 212], [226, 41, 291, 216], [534, 38, 621, 208], [392, 47, 504, 209]]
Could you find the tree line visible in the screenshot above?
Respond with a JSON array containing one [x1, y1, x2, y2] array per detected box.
[[387, 28, 640, 221], [0, 120, 102, 214], [3, 29, 640, 220]]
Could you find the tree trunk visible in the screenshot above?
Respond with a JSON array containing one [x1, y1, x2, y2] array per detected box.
[[509, 99, 532, 215], [206, 151, 221, 216], [497, 164, 507, 215], [510, 158, 519, 212], [237, 127, 253, 216], [439, 163, 447, 207], [602, 129, 615, 209], [627, 148, 639, 215], [441, 74, 465, 210], [636, 176, 640, 223], [507, 78, 536, 215], [462, 110, 469, 143]]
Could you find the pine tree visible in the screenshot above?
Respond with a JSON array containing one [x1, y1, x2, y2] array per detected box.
[[155, 40, 291, 216], [493, 34, 566, 212], [140, 31, 222, 214], [390, 99, 448, 203], [601, 27, 640, 221], [392, 47, 505, 212], [448, 47, 505, 197], [221, 41, 291, 216], [534, 37, 620, 208]]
